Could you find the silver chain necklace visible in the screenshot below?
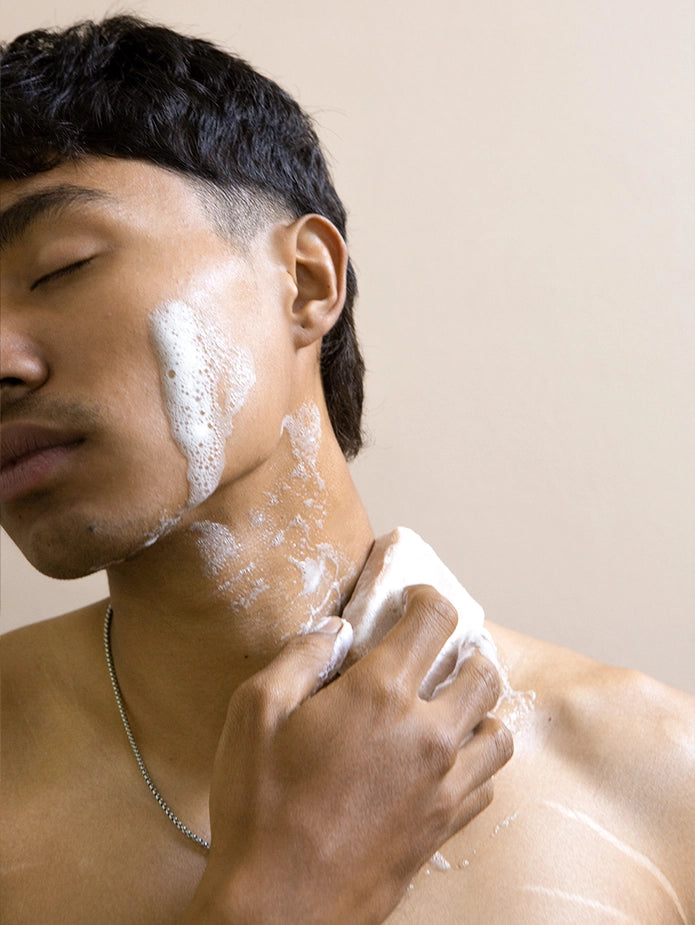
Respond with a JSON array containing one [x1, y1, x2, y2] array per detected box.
[[103, 604, 211, 851]]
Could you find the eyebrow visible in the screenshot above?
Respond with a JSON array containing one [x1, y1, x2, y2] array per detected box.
[[0, 185, 115, 250]]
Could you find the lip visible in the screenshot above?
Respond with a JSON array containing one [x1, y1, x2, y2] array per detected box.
[[0, 423, 84, 504]]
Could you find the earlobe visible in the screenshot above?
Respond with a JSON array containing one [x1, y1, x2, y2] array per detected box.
[[287, 214, 347, 349]]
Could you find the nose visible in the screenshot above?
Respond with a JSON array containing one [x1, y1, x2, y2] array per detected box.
[[0, 326, 50, 411]]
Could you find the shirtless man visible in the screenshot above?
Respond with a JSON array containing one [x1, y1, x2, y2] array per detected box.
[[1, 16, 693, 925]]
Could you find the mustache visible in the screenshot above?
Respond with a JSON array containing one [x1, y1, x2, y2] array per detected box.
[[0, 392, 103, 431]]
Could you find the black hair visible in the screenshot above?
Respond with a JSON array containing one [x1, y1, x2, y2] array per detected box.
[[0, 15, 365, 458]]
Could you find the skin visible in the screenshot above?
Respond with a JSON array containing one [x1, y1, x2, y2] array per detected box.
[[1, 158, 693, 924]]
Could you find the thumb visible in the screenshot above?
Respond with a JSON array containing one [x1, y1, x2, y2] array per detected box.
[[298, 616, 355, 695], [232, 617, 354, 724]]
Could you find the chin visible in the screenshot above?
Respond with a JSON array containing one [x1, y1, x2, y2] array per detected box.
[[22, 535, 123, 580], [14, 538, 105, 580], [13, 509, 181, 580]]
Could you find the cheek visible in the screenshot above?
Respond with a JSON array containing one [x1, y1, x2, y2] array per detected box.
[[149, 299, 256, 506]]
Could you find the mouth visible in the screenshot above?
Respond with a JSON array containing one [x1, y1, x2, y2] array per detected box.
[[0, 424, 85, 504]]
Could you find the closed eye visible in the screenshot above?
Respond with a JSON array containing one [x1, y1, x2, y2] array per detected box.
[[30, 257, 93, 291]]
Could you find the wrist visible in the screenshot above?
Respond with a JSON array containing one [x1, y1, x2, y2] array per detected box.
[[180, 860, 289, 925]]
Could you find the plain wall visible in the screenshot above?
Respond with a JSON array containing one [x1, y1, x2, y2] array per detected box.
[[2, 0, 694, 695]]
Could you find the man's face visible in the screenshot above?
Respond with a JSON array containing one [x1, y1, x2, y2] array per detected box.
[[0, 157, 296, 577]]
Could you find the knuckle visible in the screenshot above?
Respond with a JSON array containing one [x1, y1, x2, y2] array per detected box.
[[418, 725, 457, 774], [428, 790, 457, 841], [476, 717, 513, 774], [468, 655, 502, 709], [406, 585, 459, 637], [235, 674, 276, 720], [344, 663, 408, 717], [375, 673, 411, 716]]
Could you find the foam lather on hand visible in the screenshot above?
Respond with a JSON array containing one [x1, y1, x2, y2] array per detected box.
[[342, 527, 498, 700]]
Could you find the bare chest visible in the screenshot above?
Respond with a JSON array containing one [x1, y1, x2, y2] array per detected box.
[[1, 755, 207, 925], [386, 752, 688, 925]]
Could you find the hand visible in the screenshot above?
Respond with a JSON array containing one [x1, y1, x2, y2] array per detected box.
[[182, 585, 512, 925]]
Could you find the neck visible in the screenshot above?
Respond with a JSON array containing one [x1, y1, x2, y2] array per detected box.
[[103, 401, 373, 783]]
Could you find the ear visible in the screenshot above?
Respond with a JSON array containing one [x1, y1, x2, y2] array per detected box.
[[284, 214, 348, 349]]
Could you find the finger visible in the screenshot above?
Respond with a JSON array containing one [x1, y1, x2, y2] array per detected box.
[[367, 584, 460, 690], [433, 652, 503, 740], [441, 716, 514, 834], [228, 617, 354, 726], [445, 779, 496, 839]]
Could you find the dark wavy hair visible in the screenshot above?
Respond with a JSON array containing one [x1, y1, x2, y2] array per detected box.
[[0, 15, 365, 458]]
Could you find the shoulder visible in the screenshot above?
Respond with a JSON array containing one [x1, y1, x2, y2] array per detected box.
[[2, 599, 115, 833], [510, 627, 695, 792], [517, 633, 695, 912], [1, 600, 108, 727], [1, 599, 105, 663], [494, 622, 694, 765], [550, 656, 695, 780], [494, 625, 694, 812]]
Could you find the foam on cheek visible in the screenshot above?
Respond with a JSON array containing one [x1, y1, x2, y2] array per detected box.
[[149, 300, 255, 506]]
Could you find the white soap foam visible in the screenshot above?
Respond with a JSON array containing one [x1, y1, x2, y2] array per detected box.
[[490, 810, 520, 838], [496, 663, 536, 733], [190, 519, 271, 607], [281, 402, 325, 488], [290, 543, 346, 621], [523, 886, 640, 923], [150, 300, 255, 507], [287, 513, 311, 536], [292, 554, 328, 596], [224, 575, 271, 608], [190, 521, 240, 578], [87, 511, 184, 572], [273, 403, 345, 623], [543, 801, 687, 923], [429, 851, 452, 871]]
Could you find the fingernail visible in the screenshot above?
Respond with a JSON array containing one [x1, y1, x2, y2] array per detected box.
[[312, 615, 344, 635], [319, 619, 354, 685]]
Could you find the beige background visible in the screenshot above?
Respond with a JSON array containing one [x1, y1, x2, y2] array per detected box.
[[2, 0, 693, 694]]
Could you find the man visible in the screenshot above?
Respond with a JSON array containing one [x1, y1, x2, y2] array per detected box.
[[1, 16, 693, 925]]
